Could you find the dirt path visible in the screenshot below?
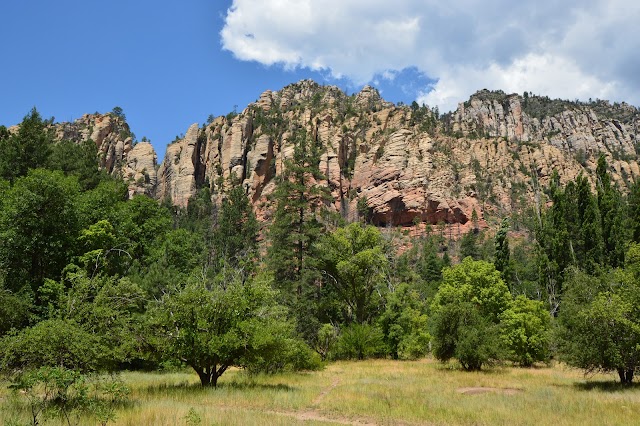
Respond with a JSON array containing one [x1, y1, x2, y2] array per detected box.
[[193, 378, 380, 425], [263, 408, 378, 425], [200, 403, 378, 425], [312, 377, 341, 405]]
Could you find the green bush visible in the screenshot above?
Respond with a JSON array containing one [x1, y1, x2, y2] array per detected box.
[[431, 302, 503, 370], [378, 284, 430, 360], [500, 296, 550, 366], [429, 258, 510, 370], [334, 324, 387, 360]]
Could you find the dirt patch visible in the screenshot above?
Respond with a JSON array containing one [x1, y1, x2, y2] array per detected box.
[[265, 409, 378, 425], [457, 387, 523, 395]]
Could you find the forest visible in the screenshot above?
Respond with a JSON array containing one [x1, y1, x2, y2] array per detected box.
[[2, 108, 640, 424]]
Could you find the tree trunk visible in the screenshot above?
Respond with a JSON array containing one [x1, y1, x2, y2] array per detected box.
[[617, 368, 634, 384], [196, 369, 212, 387]]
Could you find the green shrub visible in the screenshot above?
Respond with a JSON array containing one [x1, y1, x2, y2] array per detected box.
[[334, 324, 387, 360], [500, 296, 550, 366]]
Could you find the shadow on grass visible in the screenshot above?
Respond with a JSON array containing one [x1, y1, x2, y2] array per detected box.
[[574, 381, 640, 392], [139, 381, 295, 395], [433, 361, 508, 375], [219, 382, 295, 392]]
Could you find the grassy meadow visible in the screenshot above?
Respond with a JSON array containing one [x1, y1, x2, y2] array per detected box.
[[2, 359, 639, 425]]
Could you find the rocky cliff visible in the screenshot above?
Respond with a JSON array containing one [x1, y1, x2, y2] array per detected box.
[[49, 81, 640, 229], [53, 113, 158, 197], [154, 81, 640, 228]]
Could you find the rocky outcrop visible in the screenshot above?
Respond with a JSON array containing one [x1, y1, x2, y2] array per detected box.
[[43, 81, 640, 229], [53, 113, 158, 196], [156, 124, 202, 206], [155, 81, 640, 228], [451, 90, 637, 163], [122, 142, 158, 197]]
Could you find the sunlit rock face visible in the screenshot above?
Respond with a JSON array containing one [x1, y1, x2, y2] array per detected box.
[[51, 81, 640, 228]]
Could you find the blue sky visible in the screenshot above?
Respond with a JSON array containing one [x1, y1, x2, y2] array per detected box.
[[2, 1, 638, 160], [0, 1, 427, 160]]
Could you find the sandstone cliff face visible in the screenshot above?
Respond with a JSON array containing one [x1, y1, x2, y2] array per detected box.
[[54, 113, 157, 196], [46, 81, 640, 228], [154, 81, 640, 228], [449, 90, 640, 191]]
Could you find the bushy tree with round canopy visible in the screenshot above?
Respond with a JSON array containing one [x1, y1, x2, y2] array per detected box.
[[430, 258, 511, 370], [147, 276, 300, 387]]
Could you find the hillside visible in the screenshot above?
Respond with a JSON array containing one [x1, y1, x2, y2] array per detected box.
[[51, 80, 640, 228]]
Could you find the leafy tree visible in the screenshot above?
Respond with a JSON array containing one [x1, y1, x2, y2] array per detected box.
[[431, 301, 503, 370], [76, 220, 122, 277], [313, 324, 339, 361], [556, 252, 640, 384], [430, 258, 511, 370], [76, 178, 128, 229], [147, 276, 298, 387], [499, 295, 550, 366], [572, 174, 603, 272], [150, 229, 206, 274], [596, 155, 627, 268], [0, 169, 80, 294], [510, 239, 542, 299], [113, 195, 172, 266], [535, 172, 576, 314], [378, 283, 430, 360], [0, 282, 31, 336], [48, 139, 103, 190], [61, 272, 148, 368], [316, 223, 388, 324], [0, 319, 102, 373]]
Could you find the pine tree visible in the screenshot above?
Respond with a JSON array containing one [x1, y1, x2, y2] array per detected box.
[[267, 128, 329, 296], [417, 237, 444, 284], [459, 230, 480, 260], [0, 108, 54, 182], [212, 177, 258, 272], [535, 171, 571, 314], [596, 155, 627, 268], [628, 179, 640, 243], [494, 218, 512, 286]]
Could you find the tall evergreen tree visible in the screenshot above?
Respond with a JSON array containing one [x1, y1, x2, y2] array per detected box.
[[267, 128, 329, 296], [459, 230, 480, 260], [266, 128, 331, 342], [596, 155, 627, 268], [628, 178, 640, 244], [0, 108, 54, 182], [536, 172, 571, 314], [211, 178, 258, 272], [494, 218, 512, 286]]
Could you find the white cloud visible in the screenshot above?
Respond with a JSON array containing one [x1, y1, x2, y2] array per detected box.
[[221, 0, 640, 110], [419, 54, 621, 112]]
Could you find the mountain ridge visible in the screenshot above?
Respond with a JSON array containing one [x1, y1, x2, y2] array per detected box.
[[42, 79, 640, 229]]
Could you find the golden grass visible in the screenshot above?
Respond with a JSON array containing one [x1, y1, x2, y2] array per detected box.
[[2, 360, 640, 425]]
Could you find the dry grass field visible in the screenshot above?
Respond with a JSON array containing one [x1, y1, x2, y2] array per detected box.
[[2, 359, 640, 425]]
